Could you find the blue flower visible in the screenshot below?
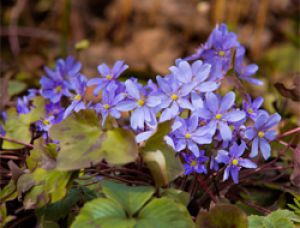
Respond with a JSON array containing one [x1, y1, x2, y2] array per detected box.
[[195, 92, 245, 141], [94, 82, 126, 126], [156, 74, 193, 122], [55, 56, 82, 80], [1, 112, 7, 122], [87, 61, 128, 96], [235, 47, 262, 85], [242, 95, 264, 120], [169, 60, 220, 93], [215, 142, 257, 184], [40, 69, 71, 103], [16, 96, 34, 114], [63, 75, 87, 119], [182, 151, 209, 175], [186, 24, 240, 80], [168, 115, 212, 156], [116, 79, 161, 130], [245, 112, 281, 160], [0, 124, 5, 136]]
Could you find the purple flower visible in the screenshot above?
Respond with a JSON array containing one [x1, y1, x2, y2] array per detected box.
[[243, 95, 264, 120], [45, 102, 64, 123], [116, 79, 161, 130], [156, 75, 193, 122], [215, 142, 257, 184], [245, 112, 281, 160], [56, 56, 82, 80], [186, 24, 240, 80], [235, 47, 262, 86], [168, 115, 212, 156], [169, 60, 220, 93], [94, 82, 126, 126], [35, 115, 55, 132], [87, 61, 128, 96], [182, 151, 209, 175], [195, 92, 245, 141], [16, 96, 34, 114], [1, 112, 7, 122], [0, 124, 5, 136], [63, 76, 87, 119], [40, 69, 71, 103]]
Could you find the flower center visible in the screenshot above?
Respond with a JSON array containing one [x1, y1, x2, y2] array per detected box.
[[106, 75, 113, 80], [232, 159, 238, 166], [171, 94, 178, 101], [185, 133, 191, 139], [55, 86, 62, 93], [138, 99, 145, 106], [258, 131, 265, 138], [103, 104, 110, 109], [74, 94, 82, 101], [43, 119, 50, 125], [191, 160, 197, 167], [215, 113, 222, 120], [248, 108, 253, 114], [218, 51, 225, 57]]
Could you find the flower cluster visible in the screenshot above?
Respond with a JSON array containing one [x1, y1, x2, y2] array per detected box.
[[7, 24, 281, 184]]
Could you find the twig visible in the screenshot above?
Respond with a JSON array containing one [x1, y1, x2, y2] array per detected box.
[[196, 175, 217, 203], [0, 135, 33, 149], [276, 127, 300, 139]]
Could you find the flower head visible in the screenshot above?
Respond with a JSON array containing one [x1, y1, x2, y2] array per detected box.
[[16, 96, 34, 114], [182, 151, 209, 175], [243, 95, 264, 120], [116, 79, 161, 130], [245, 112, 281, 160], [156, 74, 193, 122], [87, 60, 128, 96], [168, 115, 212, 156], [63, 75, 87, 119], [94, 82, 126, 126], [195, 92, 245, 141], [215, 142, 257, 183]]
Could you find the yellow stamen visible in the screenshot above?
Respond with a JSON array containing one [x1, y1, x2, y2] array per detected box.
[[106, 75, 113, 80], [74, 94, 82, 101], [104, 104, 110, 109], [258, 131, 265, 138], [185, 133, 191, 139], [219, 51, 225, 57], [232, 159, 238, 166], [43, 119, 50, 125], [138, 99, 145, 106], [248, 108, 253, 114], [215, 113, 222, 120], [171, 94, 178, 101], [191, 160, 197, 167], [55, 86, 62, 93]]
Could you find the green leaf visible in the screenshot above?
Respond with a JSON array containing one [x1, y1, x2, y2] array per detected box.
[[102, 180, 154, 216], [161, 188, 190, 206], [49, 110, 138, 171], [26, 138, 57, 171], [137, 198, 194, 228], [0, 203, 16, 227], [196, 204, 248, 228], [3, 96, 45, 149], [141, 121, 184, 187], [71, 195, 194, 228], [8, 80, 27, 96], [71, 198, 134, 228], [17, 168, 72, 209], [0, 180, 18, 202], [248, 209, 299, 228], [36, 188, 81, 221]]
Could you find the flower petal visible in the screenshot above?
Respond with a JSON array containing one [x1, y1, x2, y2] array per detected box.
[[250, 137, 259, 157], [218, 121, 232, 141], [259, 138, 271, 160], [205, 92, 219, 113], [219, 92, 235, 113]]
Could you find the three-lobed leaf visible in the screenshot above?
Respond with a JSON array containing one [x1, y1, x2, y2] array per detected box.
[[48, 110, 138, 171]]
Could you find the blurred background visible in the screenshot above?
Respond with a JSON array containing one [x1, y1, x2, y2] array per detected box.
[[0, 0, 300, 122]]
